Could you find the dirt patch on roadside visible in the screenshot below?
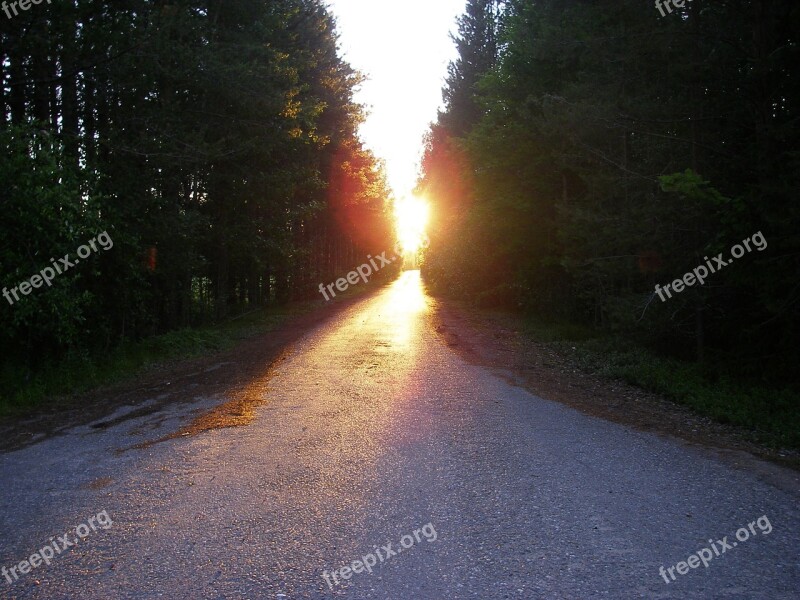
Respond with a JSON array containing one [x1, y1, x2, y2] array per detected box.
[[433, 300, 800, 486], [130, 349, 293, 451], [0, 296, 368, 454]]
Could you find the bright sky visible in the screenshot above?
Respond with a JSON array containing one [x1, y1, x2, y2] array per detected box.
[[327, 0, 466, 199]]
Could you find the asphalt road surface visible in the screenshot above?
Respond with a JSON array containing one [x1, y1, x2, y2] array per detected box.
[[1, 272, 798, 599]]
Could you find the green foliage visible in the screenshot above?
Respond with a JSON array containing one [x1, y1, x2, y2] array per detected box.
[[0, 307, 291, 416], [0, 125, 105, 356], [0, 0, 395, 384], [421, 0, 800, 440], [557, 336, 800, 449], [519, 316, 799, 448]]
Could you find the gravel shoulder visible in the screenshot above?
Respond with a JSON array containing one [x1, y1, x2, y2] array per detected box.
[[433, 301, 800, 490]]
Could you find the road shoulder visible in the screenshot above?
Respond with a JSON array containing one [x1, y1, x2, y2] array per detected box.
[[0, 293, 374, 454], [432, 299, 800, 492]]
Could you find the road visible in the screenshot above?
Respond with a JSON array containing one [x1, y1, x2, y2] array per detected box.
[[1, 271, 798, 599]]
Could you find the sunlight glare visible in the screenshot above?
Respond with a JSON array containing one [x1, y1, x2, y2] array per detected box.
[[386, 270, 428, 349], [328, 0, 467, 197], [394, 196, 430, 254]]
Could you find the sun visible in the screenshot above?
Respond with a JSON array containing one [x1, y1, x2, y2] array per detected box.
[[394, 196, 430, 254]]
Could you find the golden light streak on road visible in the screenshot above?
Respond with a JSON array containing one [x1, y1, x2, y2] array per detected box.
[[383, 270, 429, 350]]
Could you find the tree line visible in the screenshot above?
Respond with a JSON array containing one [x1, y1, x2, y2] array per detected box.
[[421, 0, 799, 383], [0, 1, 395, 371]]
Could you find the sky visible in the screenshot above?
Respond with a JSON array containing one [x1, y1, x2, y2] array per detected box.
[[326, 0, 467, 199]]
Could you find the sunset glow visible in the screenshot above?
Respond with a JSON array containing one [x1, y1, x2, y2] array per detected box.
[[394, 196, 430, 254], [328, 0, 466, 198]]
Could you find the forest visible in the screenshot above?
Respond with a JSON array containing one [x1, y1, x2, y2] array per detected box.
[[421, 0, 799, 389], [1, 1, 395, 377], [0, 3, 796, 595]]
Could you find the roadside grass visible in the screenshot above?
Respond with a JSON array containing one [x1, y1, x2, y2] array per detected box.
[[521, 318, 800, 450], [0, 305, 298, 418], [0, 269, 403, 420]]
